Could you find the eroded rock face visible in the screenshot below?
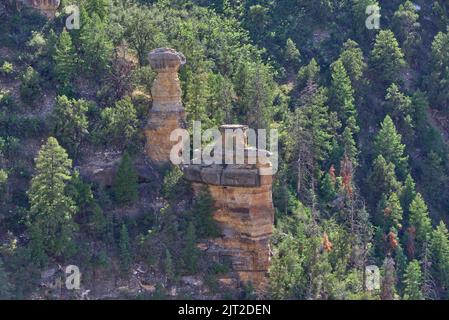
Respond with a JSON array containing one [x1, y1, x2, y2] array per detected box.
[[184, 126, 275, 293], [22, 0, 60, 18], [145, 48, 186, 164]]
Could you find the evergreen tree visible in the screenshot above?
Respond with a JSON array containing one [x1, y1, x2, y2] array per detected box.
[[385, 84, 412, 123], [113, 152, 139, 205], [330, 60, 358, 133], [183, 221, 199, 274], [430, 221, 449, 296], [403, 259, 424, 300], [392, 0, 421, 63], [374, 115, 409, 178], [27, 137, 77, 258], [284, 38, 301, 69], [54, 29, 77, 94], [19, 66, 41, 104], [400, 174, 416, 216], [119, 223, 132, 272], [368, 155, 402, 206], [51, 95, 90, 156], [338, 39, 367, 85], [429, 29, 449, 110], [79, 13, 113, 77], [101, 97, 138, 147], [296, 58, 320, 92], [382, 192, 403, 232], [370, 30, 406, 84], [407, 193, 432, 258]]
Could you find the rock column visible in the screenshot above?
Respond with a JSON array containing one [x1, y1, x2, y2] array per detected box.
[[183, 125, 274, 292], [144, 48, 187, 165]]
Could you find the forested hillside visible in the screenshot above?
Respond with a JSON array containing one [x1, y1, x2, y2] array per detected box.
[[1, 0, 449, 300]]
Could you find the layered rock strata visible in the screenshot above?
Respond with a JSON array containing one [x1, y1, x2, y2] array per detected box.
[[144, 48, 187, 165], [183, 125, 274, 291]]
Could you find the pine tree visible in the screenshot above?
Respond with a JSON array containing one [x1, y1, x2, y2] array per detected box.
[[370, 30, 406, 84], [382, 192, 403, 232], [338, 39, 367, 85], [51, 95, 90, 156], [407, 193, 432, 258], [79, 13, 113, 77], [368, 155, 401, 207], [385, 84, 412, 122], [54, 29, 77, 94], [113, 152, 139, 205], [284, 38, 301, 68], [374, 115, 409, 178], [183, 221, 199, 274], [101, 97, 138, 147], [392, 0, 421, 63], [403, 259, 424, 300], [401, 174, 416, 216], [27, 137, 77, 258], [119, 223, 132, 272], [429, 29, 449, 110], [430, 221, 449, 295], [330, 60, 358, 133], [19, 66, 41, 104], [296, 58, 320, 92]]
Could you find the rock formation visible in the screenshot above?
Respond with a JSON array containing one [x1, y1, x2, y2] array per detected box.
[[183, 125, 275, 292], [144, 48, 187, 165], [19, 0, 60, 18], [144, 48, 274, 293]]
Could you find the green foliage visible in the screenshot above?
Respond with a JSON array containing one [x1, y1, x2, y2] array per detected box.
[[27, 137, 77, 260], [338, 39, 367, 85], [79, 13, 113, 77], [183, 221, 199, 274], [53, 29, 77, 94], [284, 38, 301, 68], [162, 165, 184, 200], [113, 152, 139, 205], [19, 66, 41, 104], [403, 260, 423, 300], [100, 97, 138, 147], [374, 116, 409, 178], [430, 221, 449, 296], [191, 190, 220, 238], [370, 30, 406, 84], [330, 60, 357, 132], [119, 223, 133, 272], [408, 193, 432, 257], [392, 1, 421, 63], [269, 233, 304, 299], [0, 61, 14, 76], [429, 29, 449, 110], [50, 95, 90, 156]]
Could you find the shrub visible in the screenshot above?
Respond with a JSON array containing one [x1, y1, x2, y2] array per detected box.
[[19, 66, 41, 104]]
